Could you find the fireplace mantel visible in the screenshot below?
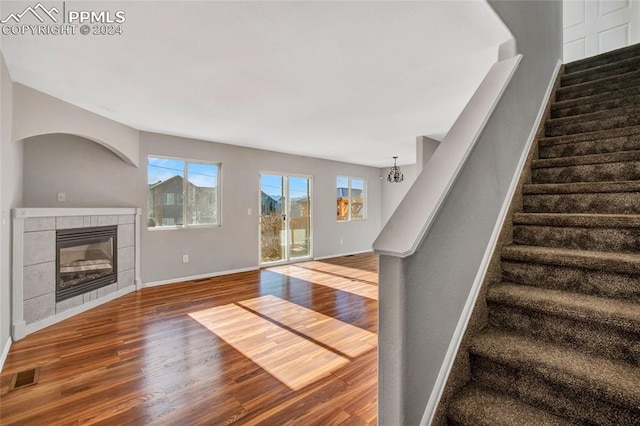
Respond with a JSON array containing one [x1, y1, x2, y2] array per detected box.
[[12, 208, 142, 340]]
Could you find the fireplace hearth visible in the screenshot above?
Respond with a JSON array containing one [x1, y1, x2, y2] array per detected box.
[[56, 226, 118, 302]]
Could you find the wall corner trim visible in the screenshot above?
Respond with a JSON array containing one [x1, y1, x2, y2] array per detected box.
[[0, 337, 12, 371]]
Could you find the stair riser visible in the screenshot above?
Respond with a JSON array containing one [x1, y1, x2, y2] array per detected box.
[[556, 76, 640, 102], [531, 161, 640, 184], [512, 225, 640, 253], [539, 136, 640, 158], [552, 93, 640, 118], [470, 356, 640, 425], [487, 304, 640, 366], [565, 48, 640, 74], [501, 261, 640, 301], [546, 113, 640, 137], [523, 192, 640, 214], [562, 60, 640, 86]]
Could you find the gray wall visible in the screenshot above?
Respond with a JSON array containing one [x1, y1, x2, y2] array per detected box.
[[1, 52, 20, 350], [22, 132, 381, 284], [398, 1, 562, 423]]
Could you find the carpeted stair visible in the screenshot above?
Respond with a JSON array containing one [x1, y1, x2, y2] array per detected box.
[[446, 44, 640, 425]]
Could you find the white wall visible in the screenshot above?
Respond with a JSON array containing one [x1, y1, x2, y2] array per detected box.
[[22, 131, 381, 284], [1, 52, 20, 352], [380, 163, 417, 227]]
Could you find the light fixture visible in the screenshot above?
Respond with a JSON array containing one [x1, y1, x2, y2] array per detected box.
[[387, 156, 404, 183]]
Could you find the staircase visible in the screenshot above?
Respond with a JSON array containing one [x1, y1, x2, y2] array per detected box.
[[446, 44, 640, 425]]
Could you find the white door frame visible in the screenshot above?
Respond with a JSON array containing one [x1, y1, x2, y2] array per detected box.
[[258, 172, 313, 267]]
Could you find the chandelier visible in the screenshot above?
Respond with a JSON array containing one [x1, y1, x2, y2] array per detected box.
[[387, 156, 404, 183]]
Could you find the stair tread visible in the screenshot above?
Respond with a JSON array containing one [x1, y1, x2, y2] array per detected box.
[[501, 245, 640, 274], [552, 86, 640, 112], [532, 150, 640, 169], [448, 384, 573, 426], [556, 69, 640, 98], [523, 180, 640, 195], [562, 55, 640, 86], [488, 283, 640, 333], [513, 212, 640, 227], [551, 92, 640, 121], [470, 329, 640, 409], [539, 125, 640, 147], [546, 104, 640, 126], [565, 43, 640, 73]]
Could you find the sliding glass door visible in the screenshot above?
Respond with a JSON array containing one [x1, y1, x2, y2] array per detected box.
[[260, 173, 311, 264]]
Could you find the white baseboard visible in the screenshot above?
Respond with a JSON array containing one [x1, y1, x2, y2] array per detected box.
[[313, 249, 374, 261], [143, 266, 259, 288], [421, 58, 563, 426], [143, 251, 374, 288], [0, 337, 11, 371]]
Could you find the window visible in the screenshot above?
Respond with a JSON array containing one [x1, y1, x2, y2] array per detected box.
[[163, 193, 174, 205], [337, 176, 366, 221], [147, 156, 220, 228]]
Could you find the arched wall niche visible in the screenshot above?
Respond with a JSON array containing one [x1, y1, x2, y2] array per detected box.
[[12, 83, 139, 167]]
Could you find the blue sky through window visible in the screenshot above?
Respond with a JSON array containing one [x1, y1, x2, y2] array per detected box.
[[188, 163, 218, 188], [261, 174, 284, 198], [148, 157, 183, 185], [261, 174, 309, 200], [148, 157, 218, 188]]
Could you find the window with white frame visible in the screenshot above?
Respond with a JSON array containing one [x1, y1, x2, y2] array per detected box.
[[337, 176, 366, 221], [147, 156, 220, 228]]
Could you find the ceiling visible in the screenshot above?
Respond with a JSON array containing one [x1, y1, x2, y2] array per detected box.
[[0, 1, 511, 168]]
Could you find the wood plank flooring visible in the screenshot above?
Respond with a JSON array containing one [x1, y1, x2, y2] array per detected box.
[[0, 253, 378, 425]]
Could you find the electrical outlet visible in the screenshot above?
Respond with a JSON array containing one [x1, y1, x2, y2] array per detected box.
[[247, 208, 252, 216], [340, 238, 344, 245], [182, 254, 189, 263], [57, 192, 66, 202]]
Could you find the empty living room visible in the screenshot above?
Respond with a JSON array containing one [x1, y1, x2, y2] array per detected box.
[[2, 1, 639, 425]]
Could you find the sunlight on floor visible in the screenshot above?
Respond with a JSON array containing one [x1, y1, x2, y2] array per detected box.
[[239, 295, 377, 358], [268, 264, 378, 300], [189, 295, 376, 390], [294, 261, 378, 284]]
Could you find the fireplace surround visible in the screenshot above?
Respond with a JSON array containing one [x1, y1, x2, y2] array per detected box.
[[12, 208, 141, 340]]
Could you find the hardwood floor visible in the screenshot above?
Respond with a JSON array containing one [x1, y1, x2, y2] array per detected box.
[[0, 253, 378, 425]]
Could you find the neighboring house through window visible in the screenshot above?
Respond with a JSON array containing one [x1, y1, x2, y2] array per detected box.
[[147, 156, 221, 228], [337, 176, 366, 221]]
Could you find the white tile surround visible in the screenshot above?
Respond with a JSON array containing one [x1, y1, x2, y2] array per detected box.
[[12, 208, 142, 340]]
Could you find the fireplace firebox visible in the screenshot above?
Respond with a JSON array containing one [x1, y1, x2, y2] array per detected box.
[[56, 226, 117, 302]]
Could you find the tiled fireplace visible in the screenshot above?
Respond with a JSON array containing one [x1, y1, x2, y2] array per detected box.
[[12, 208, 141, 340]]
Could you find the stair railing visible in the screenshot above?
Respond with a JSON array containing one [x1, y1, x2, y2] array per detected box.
[[373, 52, 523, 425]]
